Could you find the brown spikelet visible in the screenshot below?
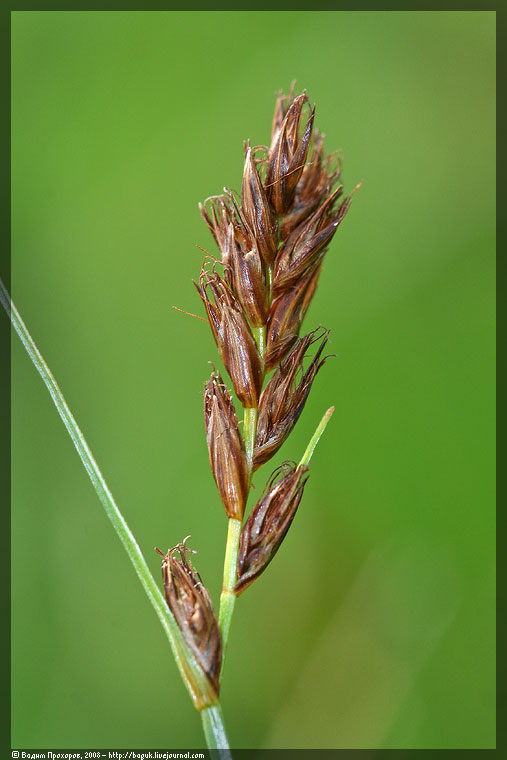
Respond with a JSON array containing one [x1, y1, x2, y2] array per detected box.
[[194, 265, 263, 407], [204, 371, 249, 519], [235, 463, 310, 595], [228, 229, 270, 328], [200, 194, 269, 326], [254, 327, 332, 469], [241, 146, 278, 267], [159, 538, 222, 696], [265, 259, 322, 371], [279, 129, 343, 238], [265, 92, 315, 216], [273, 188, 352, 297]]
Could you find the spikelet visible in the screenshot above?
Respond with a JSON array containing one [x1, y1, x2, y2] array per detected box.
[[158, 539, 222, 696], [254, 327, 332, 469], [235, 463, 310, 595], [204, 370, 249, 519]]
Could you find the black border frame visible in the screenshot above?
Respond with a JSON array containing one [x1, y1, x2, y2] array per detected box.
[[3, 4, 500, 755]]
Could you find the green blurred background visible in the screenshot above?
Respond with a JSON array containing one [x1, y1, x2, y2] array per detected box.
[[11, 10, 495, 750]]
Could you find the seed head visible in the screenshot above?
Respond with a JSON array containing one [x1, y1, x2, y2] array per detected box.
[[265, 259, 321, 371], [273, 187, 351, 296], [265, 91, 315, 216], [254, 327, 331, 469], [204, 370, 249, 520], [235, 462, 310, 595], [200, 194, 269, 327], [159, 538, 222, 696], [194, 265, 263, 407], [279, 130, 343, 238], [241, 146, 278, 267], [227, 223, 270, 328]]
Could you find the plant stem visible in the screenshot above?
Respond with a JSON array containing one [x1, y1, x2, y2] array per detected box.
[[1, 279, 231, 747], [299, 406, 335, 468], [218, 517, 241, 668], [200, 704, 232, 758], [254, 323, 267, 366], [266, 267, 273, 302], [243, 406, 258, 472]]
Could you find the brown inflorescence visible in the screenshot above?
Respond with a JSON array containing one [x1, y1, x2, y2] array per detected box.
[[194, 266, 263, 408], [242, 146, 279, 267], [204, 370, 249, 520], [235, 463, 310, 595], [159, 539, 222, 696], [265, 258, 322, 371], [254, 327, 332, 470], [157, 88, 354, 712], [200, 193, 270, 327], [265, 92, 315, 216]]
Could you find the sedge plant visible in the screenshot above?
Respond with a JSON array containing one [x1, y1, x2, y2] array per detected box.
[[5, 86, 358, 754]]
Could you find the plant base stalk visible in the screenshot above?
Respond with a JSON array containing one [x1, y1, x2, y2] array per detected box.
[[218, 517, 241, 668], [243, 406, 258, 472], [200, 704, 232, 758]]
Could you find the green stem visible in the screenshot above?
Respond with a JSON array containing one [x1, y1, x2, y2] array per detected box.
[[200, 704, 232, 758], [1, 279, 230, 748], [299, 406, 335, 468], [243, 406, 258, 472], [218, 517, 241, 670], [254, 323, 267, 364], [266, 266, 274, 305]]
